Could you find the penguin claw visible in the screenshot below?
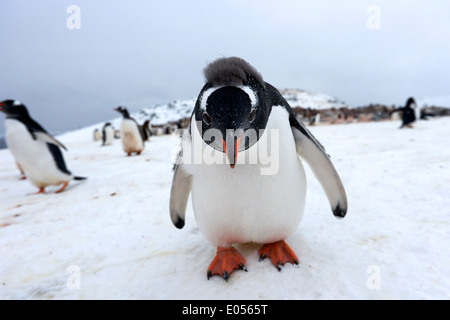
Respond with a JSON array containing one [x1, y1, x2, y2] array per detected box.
[[239, 263, 248, 272], [222, 271, 229, 282]]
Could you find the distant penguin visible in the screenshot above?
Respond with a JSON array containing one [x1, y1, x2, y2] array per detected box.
[[102, 122, 115, 146], [169, 57, 348, 281], [93, 128, 101, 141], [139, 119, 152, 141], [0, 100, 87, 193], [391, 97, 417, 128], [114, 106, 145, 156]]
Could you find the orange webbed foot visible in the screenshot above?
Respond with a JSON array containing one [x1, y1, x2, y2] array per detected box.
[[28, 187, 45, 195], [55, 182, 69, 193], [207, 247, 247, 281], [259, 240, 299, 271]]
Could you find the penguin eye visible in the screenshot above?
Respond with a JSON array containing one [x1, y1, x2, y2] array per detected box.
[[249, 109, 257, 122], [202, 112, 212, 125]]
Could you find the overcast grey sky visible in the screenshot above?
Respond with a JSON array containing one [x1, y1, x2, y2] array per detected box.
[[1, 0, 449, 135]]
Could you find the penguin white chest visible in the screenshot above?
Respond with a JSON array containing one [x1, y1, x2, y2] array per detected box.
[[5, 119, 70, 187], [120, 119, 144, 153], [103, 126, 114, 145], [185, 106, 307, 247]]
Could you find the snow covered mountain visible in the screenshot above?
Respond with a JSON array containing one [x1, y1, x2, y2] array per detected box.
[[126, 89, 351, 130], [279, 88, 351, 110], [135, 99, 196, 126]]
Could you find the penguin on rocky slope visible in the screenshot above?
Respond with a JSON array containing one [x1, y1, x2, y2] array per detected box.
[[0, 99, 86, 194], [114, 106, 145, 156], [169, 57, 348, 281]]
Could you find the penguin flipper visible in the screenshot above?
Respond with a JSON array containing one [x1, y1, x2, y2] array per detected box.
[[35, 132, 68, 151], [169, 161, 192, 229], [290, 118, 348, 218]]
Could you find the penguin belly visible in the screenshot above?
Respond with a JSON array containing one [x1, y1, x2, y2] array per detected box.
[[103, 126, 114, 145], [5, 119, 72, 188], [186, 106, 306, 247], [120, 119, 144, 153]]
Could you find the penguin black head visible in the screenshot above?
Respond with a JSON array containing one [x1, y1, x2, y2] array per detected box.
[[405, 97, 416, 109], [114, 106, 130, 118], [194, 57, 270, 168], [0, 100, 30, 119]]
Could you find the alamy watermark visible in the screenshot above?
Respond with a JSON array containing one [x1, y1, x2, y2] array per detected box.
[[366, 265, 381, 290], [366, 5, 381, 30], [172, 122, 281, 176], [66, 5, 81, 30], [67, 265, 81, 290]]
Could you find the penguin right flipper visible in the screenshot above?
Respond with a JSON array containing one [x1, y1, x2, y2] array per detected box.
[[36, 132, 68, 151], [26, 117, 68, 151], [290, 117, 348, 218], [169, 159, 192, 229]]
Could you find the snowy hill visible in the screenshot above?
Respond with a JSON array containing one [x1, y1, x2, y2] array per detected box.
[[136, 99, 196, 126], [128, 89, 350, 128], [1, 115, 449, 300], [280, 88, 351, 110]]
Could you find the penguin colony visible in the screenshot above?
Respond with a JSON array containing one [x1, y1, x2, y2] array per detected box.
[[170, 57, 348, 281], [1, 56, 351, 282]]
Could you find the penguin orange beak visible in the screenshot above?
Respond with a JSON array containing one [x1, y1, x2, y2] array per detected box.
[[222, 136, 242, 169], [0, 102, 4, 111]]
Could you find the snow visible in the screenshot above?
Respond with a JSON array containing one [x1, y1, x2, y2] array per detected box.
[[127, 89, 350, 129], [136, 99, 196, 126], [1, 116, 449, 300], [280, 88, 351, 110]]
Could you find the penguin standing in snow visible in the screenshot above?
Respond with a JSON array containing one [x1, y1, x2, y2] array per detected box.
[[391, 97, 417, 128], [114, 106, 145, 156], [101, 122, 115, 146], [93, 128, 101, 142], [0, 100, 86, 194], [169, 57, 348, 281], [140, 119, 152, 142]]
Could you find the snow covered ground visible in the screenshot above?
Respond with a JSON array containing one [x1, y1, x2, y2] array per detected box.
[[0, 116, 449, 300]]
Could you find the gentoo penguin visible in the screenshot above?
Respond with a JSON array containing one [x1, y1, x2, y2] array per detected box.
[[391, 97, 417, 128], [139, 119, 152, 142], [169, 57, 348, 281], [113, 106, 145, 156], [0, 100, 86, 193], [101, 122, 115, 146], [93, 128, 101, 141]]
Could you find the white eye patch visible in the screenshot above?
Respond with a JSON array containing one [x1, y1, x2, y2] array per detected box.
[[199, 85, 258, 111]]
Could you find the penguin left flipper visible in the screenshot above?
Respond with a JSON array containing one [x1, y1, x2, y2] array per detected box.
[[169, 160, 192, 229], [265, 82, 348, 218], [290, 117, 348, 218]]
